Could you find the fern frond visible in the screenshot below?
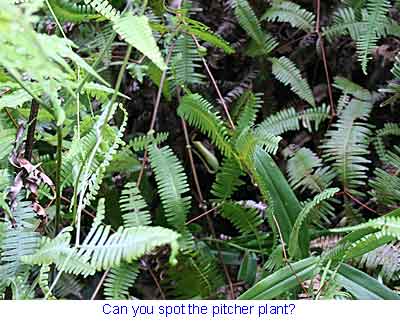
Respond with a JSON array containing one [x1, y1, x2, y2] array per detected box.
[[129, 131, 169, 152], [261, 1, 315, 32], [83, 0, 120, 20], [0, 201, 41, 281], [148, 144, 191, 231], [113, 14, 166, 70], [356, 0, 391, 74], [39, 264, 55, 299], [232, 0, 278, 55], [120, 182, 152, 228], [270, 56, 315, 107], [373, 123, 400, 161], [220, 201, 263, 236], [287, 147, 334, 193], [104, 262, 139, 299], [23, 201, 181, 276], [170, 34, 204, 87], [322, 98, 372, 197], [234, 92, 262, 136], [177, 94, 233, 157], [289, 188, 339, 258], [211, 157, 244, 200], [370, 149, 400, 206], [256, 105, 330, 136]]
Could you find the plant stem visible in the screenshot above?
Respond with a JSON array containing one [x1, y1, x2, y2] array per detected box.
[[54, 125, 63, 234]]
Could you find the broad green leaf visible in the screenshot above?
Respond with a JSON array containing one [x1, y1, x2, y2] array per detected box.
[[113, 14, 166, 70], [238, 257, 319, 299], [334, 263, 400, 300]]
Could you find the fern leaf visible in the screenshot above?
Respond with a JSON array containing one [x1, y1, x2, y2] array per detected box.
[[211, 157, 244, 200], [120, 182, 152, 228], [356, 0, 391, 74], [177, 94, 233, 157], [113, 14, 166, 70], [104, 262, 139, 299], [220, 201, 263, 236], [148, 144, 191, 231], [129, 131, 169, 152], [322, 98, 372, 197], [287, 147, 334, 193], [270, 56, 315, 107], [83, 0, 120, 20], [256, 105, 330, 136], [261, 1, 315, 32], [289, 188, 339, 258], [170, 34, 204, 87], [234, 92, 262, 136], [232, 0, 278, 55]]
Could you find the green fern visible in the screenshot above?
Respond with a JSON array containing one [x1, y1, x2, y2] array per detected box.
[[232, 0, 278, 55], [255, 105, 330, 136], [177, 94, 233, 157], [289, 188, 339, 258], [0, 201, 41, 282], [113, 14, 166, 70], [104, 262, 139, 299], [270, 56, 316, 107], [129, 131, 169, 152], [84, 0, 120, 20], [23, 199, 180, 275], [220, 201, 263, 236], [322, 98, 372, 197], [120, 182, 152, 228], [373, 123, 400, 161], [148, 144, 191, 231], [170, 34, 204, 87], [211, 158, 244, 200], [287, 147, 335, 193], [357, 0, 391, 74], [261, 1, 315, 32]]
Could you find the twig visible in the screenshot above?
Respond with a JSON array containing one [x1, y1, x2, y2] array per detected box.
[[90, 268, 110, 300], [191, 35, 236, 129], [315, 0, 336, 117], [344, 190, 377, 214], [149, 267, 166, 300], [186, 206, 217, 225]]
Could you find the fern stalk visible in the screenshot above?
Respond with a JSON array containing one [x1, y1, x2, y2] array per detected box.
[[74, 45, 132, 245]]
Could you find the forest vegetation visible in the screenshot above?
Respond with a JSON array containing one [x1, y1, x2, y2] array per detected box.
[[1, 0, 400, 300]]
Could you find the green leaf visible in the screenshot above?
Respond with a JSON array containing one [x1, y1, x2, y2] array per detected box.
[[113, 14, 166, 70], [334, 263, 400, 299], [238, 257, 319, 299], [270, 56, 316, 107], [250, 147, 306, 256]]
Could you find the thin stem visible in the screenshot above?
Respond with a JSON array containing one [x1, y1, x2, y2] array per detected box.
[[315, 0, 336, 116], [191, 35, 235, 129], [54, 126, 63, 234], [90, 268, 110, 300]]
